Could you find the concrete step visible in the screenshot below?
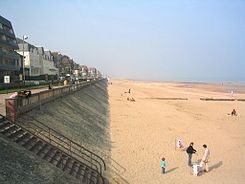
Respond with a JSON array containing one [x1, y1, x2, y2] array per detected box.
[[50, 151, 62, 165], [0, 123, 15, 134], [69, 161, 79, 176], [22, 136, 38, 149], [63, 157, 73, 172], [0, 116, 109, 184], [1, 125, 19, 136], [36, 144, 49, 157], [29, 140, 43, 153], [8, 129, 25, 139], [96, 176, 105, 184], [56, 154, 68, 168], [15, 132, 31, 144], [0, 117, 8, 125], [89, 171, 99, 184], [76, 164, 86, 179], [82, 167, 92, 183], [43, 147, 56, 161], [0, 122, 12, 130]]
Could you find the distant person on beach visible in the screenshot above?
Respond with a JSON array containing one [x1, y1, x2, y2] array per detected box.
[[128, 88, 131, 93], [9, 92, 18, 98], [186, 142, 197, 166], [48, 84, 52, 90], [23, 90, 31, 98], [200, 144, 210, 172], [161, 157, 166, 174], [130, 97, 135, 102], [231, 109, 237, 116]]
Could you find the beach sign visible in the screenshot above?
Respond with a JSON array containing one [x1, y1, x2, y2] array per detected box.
[[4, 76, 10, 84]]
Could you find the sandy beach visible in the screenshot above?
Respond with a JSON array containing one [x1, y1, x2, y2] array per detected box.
[[109, 80, 245, 184]]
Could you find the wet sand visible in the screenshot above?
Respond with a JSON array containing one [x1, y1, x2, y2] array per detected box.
[[109, 80, 245, 184]]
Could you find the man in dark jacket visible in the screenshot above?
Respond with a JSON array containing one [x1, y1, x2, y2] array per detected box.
[[186, 142, 196, 166]]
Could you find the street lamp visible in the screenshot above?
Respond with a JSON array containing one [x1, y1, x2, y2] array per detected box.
[[22, 35, 28, 86]]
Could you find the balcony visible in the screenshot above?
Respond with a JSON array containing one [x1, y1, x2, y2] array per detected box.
[[0, 63, 20, 71], [0, 49, 20, 60], [0, 38, 18, 49], [0, 28, 15, 39]]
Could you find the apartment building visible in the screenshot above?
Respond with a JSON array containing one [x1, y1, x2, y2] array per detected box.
[[17, 39, 58, 78], [88, 67, 97, 79], [79, 65, 89, 79], [17, 38, 40, 77], [0, 15, 21, 86], [44, 51, 58, 75]]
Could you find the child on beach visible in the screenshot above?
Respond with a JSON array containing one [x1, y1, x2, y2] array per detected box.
[[161, 157, 166, 174]]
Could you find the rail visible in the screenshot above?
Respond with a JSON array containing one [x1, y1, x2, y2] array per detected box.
[[0, 114, 100, 184], [5, 79, 105, 122], [96, 150, 129, 184], [20, 115, 130, 184], [21, 114, 106, 175]]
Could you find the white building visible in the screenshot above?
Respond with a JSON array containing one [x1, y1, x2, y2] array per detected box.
[[17, 39, 41, 76], [17, 38, 58, 77], [43, 50, 58, 75]]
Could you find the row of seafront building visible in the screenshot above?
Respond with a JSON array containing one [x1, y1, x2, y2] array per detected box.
[[0, 15, 101, 88]]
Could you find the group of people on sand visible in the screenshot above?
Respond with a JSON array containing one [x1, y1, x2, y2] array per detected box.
[[124, 88, 136, 102], [10, 90, 32, 99], [127, 97, 135, 102], [161, 142, 210, 175], [186, 143, 210, 172]]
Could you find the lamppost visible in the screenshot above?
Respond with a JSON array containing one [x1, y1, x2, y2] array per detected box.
[[22, 35, 28, 86]]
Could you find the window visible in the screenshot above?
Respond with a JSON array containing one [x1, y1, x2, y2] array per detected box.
[[0, 34, 6, 40]]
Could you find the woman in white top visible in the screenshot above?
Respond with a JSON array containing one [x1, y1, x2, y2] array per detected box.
[[200, 144, 210, 172]]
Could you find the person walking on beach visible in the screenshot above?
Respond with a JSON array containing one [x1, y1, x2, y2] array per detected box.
[[186, 142, 196, 166], [161, 157, 166, 174], [200, 144, 210, 172]]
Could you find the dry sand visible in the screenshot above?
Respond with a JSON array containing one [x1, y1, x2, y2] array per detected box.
[[109, 80, 245, 184]]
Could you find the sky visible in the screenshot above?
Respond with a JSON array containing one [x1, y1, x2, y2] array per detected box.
[[1, 0, 245, 82]]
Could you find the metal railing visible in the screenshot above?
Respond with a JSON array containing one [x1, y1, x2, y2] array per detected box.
[[22, 114, 106, 175], [5, 79, 105, 122], [22, 115, 129, 184], [0, 114, 101, 184]]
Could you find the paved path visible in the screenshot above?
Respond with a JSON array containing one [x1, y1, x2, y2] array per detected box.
[[0, 86, 62, 116]]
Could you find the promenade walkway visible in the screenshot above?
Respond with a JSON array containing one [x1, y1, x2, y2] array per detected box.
[[0, 86, 62, 116]]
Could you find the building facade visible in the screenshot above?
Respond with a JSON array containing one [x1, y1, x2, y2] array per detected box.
[[17, 40, 58, 79], [43, 51, 58, 76], [0, 15, 21, 86], [17, 38, 40, 77]]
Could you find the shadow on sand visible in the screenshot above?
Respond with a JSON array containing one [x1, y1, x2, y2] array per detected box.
[[198, 161, 223, 176], [165, 167, 178, 174], [209, 161, 223, 171]]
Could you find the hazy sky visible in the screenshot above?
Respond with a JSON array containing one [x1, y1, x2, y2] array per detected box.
[[1, 0, 244, 82]]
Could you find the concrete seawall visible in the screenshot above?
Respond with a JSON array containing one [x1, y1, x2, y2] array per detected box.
[[18, 80, 111, 156], [0, 80, 113, 182]]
